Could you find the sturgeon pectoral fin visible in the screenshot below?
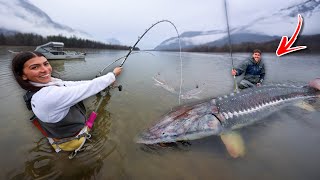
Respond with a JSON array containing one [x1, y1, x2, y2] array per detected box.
[[295, 101, 316, 112], [220, 131, 245, 158]]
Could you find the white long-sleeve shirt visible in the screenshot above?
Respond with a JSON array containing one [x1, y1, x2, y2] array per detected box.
[[31, 72, 116, 123]]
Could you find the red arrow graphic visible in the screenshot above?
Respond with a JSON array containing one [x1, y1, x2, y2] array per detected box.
[[276, 14, 307, 56]]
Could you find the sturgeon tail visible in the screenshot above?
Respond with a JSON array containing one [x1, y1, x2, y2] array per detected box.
[[309, 78, 320, 90]]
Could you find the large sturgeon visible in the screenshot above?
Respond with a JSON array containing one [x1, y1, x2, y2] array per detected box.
[[136, 79, 320, 147]]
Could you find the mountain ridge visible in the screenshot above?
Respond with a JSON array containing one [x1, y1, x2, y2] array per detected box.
[[154, 0, 320, 51]]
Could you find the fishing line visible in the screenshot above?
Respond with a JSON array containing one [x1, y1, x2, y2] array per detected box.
[[96, 51, 155, 77], [224, 0, 238, 92], [94, 51, 155, 117], [117, 20, 183, 105]]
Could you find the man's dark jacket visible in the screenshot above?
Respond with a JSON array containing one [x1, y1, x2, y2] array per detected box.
[[235, 57, 265, 84]]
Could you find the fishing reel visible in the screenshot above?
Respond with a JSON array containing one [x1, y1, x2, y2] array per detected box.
[[111, 84, 122, 91], [100, 84, 122, 97]]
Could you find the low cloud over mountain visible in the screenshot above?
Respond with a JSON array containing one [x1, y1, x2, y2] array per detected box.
[[0, 0, 91, 39]]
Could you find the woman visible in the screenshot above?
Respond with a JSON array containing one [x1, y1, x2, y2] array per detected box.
[[12, 51, 122, 156]]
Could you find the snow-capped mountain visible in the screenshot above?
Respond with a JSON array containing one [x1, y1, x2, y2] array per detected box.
[[0, 0, 91, 38], [155, 0, 320, 50]]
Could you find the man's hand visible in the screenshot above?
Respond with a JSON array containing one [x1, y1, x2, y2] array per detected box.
[[231, 69, 237, 76]]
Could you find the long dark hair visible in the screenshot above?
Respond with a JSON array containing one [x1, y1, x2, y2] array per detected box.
[[11, 51, 46, 92]]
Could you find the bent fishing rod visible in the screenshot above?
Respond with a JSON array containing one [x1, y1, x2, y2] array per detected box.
[[119, 20, 181, 68], [114, 19, 183, 104], [97, 20, 180, 77], [97, 19, 180, 91], [224, 0, 238, 92]]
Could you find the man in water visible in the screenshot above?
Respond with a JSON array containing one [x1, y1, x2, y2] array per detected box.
[[231, 49, 265, 89]]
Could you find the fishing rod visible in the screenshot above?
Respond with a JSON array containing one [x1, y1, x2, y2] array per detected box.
[[224, 0, 238, 92]]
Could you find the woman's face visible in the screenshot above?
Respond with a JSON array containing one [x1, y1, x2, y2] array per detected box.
[[22, 56, 52, 83]]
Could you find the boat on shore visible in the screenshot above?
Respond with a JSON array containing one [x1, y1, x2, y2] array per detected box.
[[34, 42, 86, 60], [8, 42, 86, 60]]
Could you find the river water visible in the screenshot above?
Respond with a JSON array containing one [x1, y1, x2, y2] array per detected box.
[[1, 46, 320, 179]]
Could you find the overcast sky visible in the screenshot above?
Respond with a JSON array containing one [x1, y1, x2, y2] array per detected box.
[[10, 0, 320, 48]]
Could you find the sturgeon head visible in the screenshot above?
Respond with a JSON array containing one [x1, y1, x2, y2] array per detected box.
[[309, 78, 320, 91], [136, 99, 223, 144]]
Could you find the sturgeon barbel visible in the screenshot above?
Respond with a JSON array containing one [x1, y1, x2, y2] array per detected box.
[[136, 79, 320, 144]]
